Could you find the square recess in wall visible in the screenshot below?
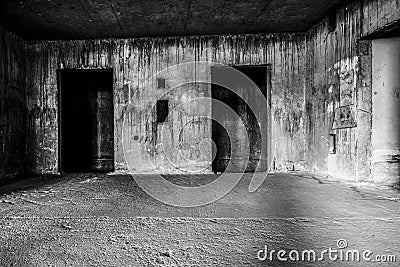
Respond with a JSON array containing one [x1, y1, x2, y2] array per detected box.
[[157, 78, 166, 89]]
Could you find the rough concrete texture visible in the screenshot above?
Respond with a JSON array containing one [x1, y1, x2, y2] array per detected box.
[[362, 0, 400, 37], [304, 0, 400, 183], [24, 0, 400, 184], [0, 26, 27, 179], [25, 34, 306, 175], [0, 0, 344, 40], [0, 173, 399, 266], [2, 0, 400, 184], [306, 2, 363, 181]]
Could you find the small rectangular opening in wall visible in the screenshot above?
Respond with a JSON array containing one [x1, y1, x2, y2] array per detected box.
[[156, 100, 168, 123], [157, 78, 165, 89], [329, 134, 336, 154]]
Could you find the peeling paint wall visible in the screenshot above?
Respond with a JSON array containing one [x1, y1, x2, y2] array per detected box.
[[305, 0, 400, 182], [25, 34, 306, 174], [0, 26, 26, 179]]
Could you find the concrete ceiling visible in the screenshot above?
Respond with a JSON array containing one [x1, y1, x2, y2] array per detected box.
[[0, 0, 344, 40]]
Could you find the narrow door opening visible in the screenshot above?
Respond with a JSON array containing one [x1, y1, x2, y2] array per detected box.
[[59, 69, 114, 173], [211, 65, 270, 173], [156, 100, 169, 123]]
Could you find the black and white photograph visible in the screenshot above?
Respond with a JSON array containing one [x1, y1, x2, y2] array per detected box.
[[0, 0, 400, 266]]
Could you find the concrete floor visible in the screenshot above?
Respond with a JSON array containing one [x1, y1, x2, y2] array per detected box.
[[0, 173, 399, 266]]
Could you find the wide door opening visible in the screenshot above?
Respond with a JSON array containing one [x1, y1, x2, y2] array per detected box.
[[211, 65, 270, 173], [59, 69, 114, 173]]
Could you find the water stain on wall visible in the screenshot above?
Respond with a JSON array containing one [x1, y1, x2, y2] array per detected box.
[[19, 0, 400, 181], [0, 26, 26, 179]]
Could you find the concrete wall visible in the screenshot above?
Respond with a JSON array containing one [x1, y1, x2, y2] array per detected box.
[[305, 0, 400, 183], [0, 26, 27, 179], [22, 0, 400, 184], [362, 0, 400, 37], [25, 34, 306, 174]]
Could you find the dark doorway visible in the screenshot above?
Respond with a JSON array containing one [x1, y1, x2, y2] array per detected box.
[[211, 65, 270, 173], [59, 69, 114, 173]]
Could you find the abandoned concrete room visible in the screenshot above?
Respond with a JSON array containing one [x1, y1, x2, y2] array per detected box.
[[1, 0, 400, 266]]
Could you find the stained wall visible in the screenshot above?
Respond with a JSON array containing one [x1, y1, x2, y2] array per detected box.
[[25, 34, 306, 174], [305, 0, 400, 182], [0, 26, 27, 179], [24, 0, 400, 183]]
